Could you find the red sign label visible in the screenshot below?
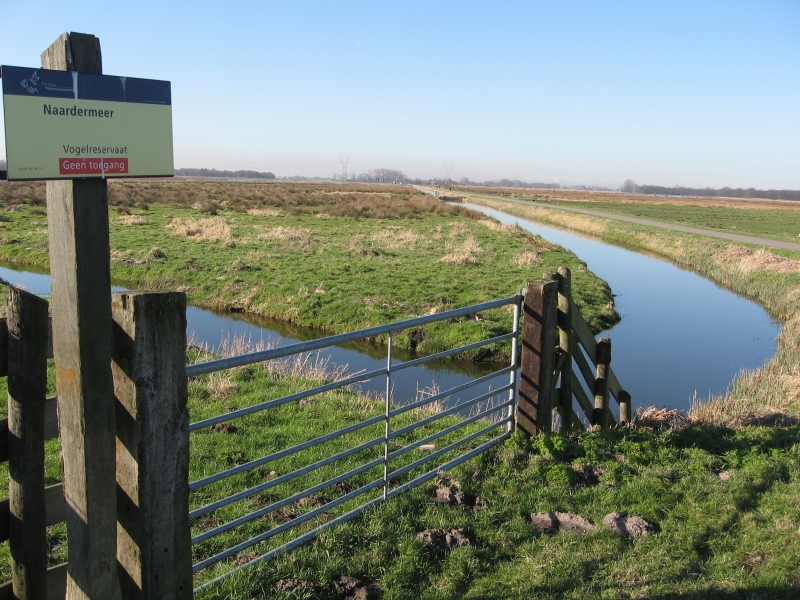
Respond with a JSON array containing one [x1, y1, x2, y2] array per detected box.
[[59, 158, 129, 175]]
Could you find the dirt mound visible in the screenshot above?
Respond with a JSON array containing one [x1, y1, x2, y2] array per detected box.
[[275, 578, 321, 594], [207, 422, 238, 433], [603, 512, 659, 537], [331, 576, 382, 599], [417, 528, 474, 551], [433, 484, 488, 509], [530, 512, 597, 535]]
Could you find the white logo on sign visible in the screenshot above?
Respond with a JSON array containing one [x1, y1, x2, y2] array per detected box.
[[20, 71, 40, 94]]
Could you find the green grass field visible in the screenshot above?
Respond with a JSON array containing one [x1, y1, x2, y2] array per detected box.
[[0, 181, 619, 359], [532, 199, 800, 242]]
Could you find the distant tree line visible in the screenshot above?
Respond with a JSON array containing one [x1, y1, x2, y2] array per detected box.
[[175, 167, 275, 179], [621, 179, 800, 201], [479, 178, 562, 189], [0, 159, 6, 171], [334, 168, 408, 183]]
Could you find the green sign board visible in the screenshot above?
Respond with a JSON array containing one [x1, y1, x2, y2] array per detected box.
[[1, 65, 173, 181]]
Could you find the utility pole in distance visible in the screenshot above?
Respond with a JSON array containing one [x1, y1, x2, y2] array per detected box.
[[339, 154, 350, 182], [42, 32, 122, 600]]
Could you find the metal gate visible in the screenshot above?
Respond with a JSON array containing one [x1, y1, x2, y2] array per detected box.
[[186, 295, 522, 593]]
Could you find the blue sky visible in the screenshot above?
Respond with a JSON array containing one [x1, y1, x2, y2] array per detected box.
[[1, 1, 799, 188]]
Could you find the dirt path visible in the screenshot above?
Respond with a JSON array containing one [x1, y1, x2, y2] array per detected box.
[[420, 187, 800, 253]]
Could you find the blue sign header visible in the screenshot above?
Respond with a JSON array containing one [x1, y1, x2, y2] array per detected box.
[[0, 65, 171, 105]]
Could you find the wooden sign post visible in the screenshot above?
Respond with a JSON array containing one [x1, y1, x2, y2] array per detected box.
[[42, 33, 122, 600]]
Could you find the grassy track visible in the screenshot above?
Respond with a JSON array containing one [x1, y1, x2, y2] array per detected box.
[[531, 199, 800, 242]]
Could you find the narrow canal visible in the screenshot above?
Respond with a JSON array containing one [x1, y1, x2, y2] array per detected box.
[[463, 202, 780, 410], [0, 203, 779, 415]]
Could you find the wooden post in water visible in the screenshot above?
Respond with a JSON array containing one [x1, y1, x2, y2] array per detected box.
[[619, 390, 632, 425], [42, 32, 121, 600], [556, 267, 573, 433], [518, 276, 559, 435], [593, 338, 612, 429], [112, 292, 192, 599], [7, 286, 49, 599]]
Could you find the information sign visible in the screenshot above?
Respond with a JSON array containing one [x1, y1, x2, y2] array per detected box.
[[1, 65, 173, 180]]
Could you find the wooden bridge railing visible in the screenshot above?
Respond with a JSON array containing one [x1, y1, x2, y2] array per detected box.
[[517, 268, 631, 435]]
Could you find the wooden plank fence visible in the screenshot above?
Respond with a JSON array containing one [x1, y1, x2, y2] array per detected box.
[[517, 268, 632, 435], [0, 288, 68, 600], [0, 287, 192, 600]]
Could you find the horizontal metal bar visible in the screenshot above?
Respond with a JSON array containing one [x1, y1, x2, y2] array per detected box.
[[390, 385, 512, 440], [389, 400, 512, 461], [192, 456, 385, 545], [190, 413, 384, 490], [186, 295, 521, 377], [389, 366, 514, 418], [189, 366, 387, 431], [387, 430, 511, 500], [193, 493, 386, 594], [391, 332, 515, 373], [388, 420, 506, 483], [192, 477, 385, 573], [189, 435, 384, 519]]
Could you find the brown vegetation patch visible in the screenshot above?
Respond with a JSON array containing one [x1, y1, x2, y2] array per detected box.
[[729, 410, 798, 428], [117, 215, 148, 226], [257, 226, 313, 251], [441, 236, 482, 265], [714, 246, 800, 274], [246, 207, 283, 217], [167, 216, 232, 242], [478, 218, 516, 234], [634, 406, 690, 430], [515, 251, 540, 267], [371, 228, 419, 251]]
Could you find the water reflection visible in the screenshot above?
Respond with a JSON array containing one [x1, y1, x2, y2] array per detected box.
[[463, 202, 780, 409]]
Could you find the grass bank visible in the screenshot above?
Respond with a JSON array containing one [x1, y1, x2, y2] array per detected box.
[[0, 181, 618, 358], [207, 423, 800, 599], [455, 185, 800, 242], [463, 194, 800, 424]]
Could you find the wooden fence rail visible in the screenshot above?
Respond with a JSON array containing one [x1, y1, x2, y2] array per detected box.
[[518, 269, 632, 435]]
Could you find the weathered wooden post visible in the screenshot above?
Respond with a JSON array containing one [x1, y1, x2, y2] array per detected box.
[[7, 286, 49, 599], [556, 267, 573, 432], [518, 276, 559, 435], [593, 338, 612, 429], [112, 292, 192, 599], [42, 32, 122, 599], [619, 390, 632, 425]]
